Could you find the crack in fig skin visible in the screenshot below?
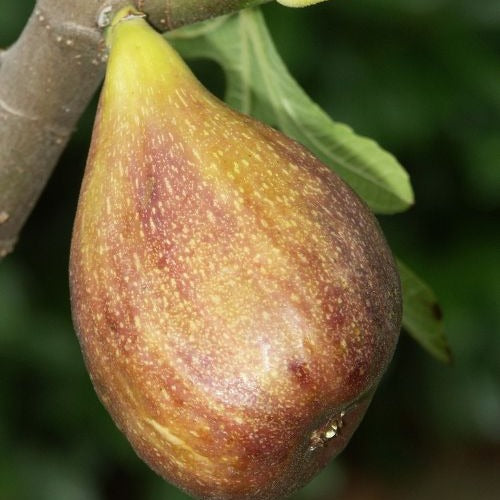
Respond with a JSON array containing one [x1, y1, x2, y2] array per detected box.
[[69, 14, 402, 500]]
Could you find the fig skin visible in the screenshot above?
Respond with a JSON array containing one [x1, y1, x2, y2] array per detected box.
[[69, 7, 402, 500]]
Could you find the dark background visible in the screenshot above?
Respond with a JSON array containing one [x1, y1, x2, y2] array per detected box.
[[1, 1, 499, 499]]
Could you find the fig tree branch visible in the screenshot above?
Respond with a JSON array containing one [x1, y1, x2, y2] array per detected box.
[[0, 0, 269, 260]]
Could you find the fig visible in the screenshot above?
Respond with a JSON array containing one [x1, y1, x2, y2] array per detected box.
[[70, 7, 401, 500]]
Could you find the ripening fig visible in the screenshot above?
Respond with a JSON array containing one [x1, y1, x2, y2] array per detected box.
[[70, 6, 401, 500]]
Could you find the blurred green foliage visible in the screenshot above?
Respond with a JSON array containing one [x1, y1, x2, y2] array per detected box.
[[1, 0, 499, 498]]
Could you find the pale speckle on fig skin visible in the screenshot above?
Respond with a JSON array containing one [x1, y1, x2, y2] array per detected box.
[[69, 14, 401, 500]]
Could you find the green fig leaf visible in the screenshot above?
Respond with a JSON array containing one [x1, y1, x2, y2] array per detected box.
[[398, 259, 452, 363], [167, 9, 414, 214]]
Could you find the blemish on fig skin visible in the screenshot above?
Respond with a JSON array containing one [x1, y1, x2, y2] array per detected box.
[[288, 360, 312, 387], [308, 410, 346, 452], [102, 303, 120, 334]]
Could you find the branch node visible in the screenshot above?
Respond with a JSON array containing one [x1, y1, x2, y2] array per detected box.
[[97, 6, 113, 29]]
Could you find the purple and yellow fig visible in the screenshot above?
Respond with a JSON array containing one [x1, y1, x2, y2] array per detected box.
[[70, 7, 401, 500]]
